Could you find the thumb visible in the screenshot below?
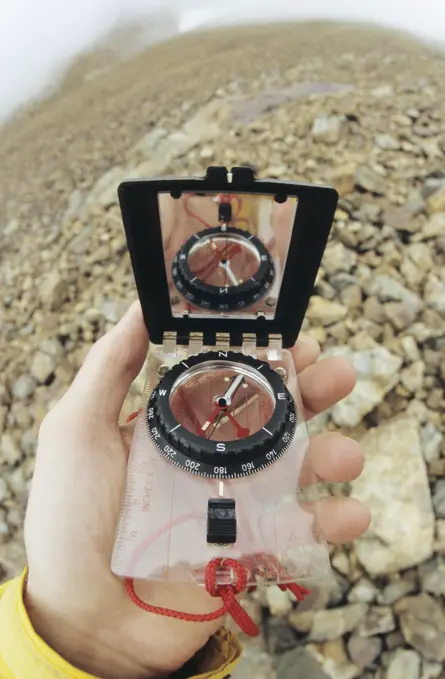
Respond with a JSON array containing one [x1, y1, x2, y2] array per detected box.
[[62, 300, 149, 423]]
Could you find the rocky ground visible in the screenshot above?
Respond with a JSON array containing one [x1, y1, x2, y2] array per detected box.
[[1, 19, 445, 679]]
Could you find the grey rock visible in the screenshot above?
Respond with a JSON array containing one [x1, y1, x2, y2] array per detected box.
[[306, 642, 361, 679], [277, 647, 329, 679], [395, 594, 445, 662], [354, 166, 387, 195], [309, 604, 368, 642], [387, 649, 421, 679], [323, 346, 402, 427], [364, 274, 422, 307], [347, 636, 382, 667], [232, 639, 276, 679], [421, 423, 443, 462], [328, 572, 351, 607], [419, 557, 445, 596], [357, 606, 396, 637], [384, 301, 420, 330], [355, 202, 382, 222], [405, 189, 426, 215], [383, 206, 414, 230], [330, 273, 359, 291], [378, 579, 416, 605], [12, 375, 36, 400], [30, 352, 56, 384], [421, 660, 443, 679], [433, 479, 445, 518], [352, 416, 434, 576], [265, 617, 297, 655], [322, 242, 357, 275], [386, 631, 405, 650], [0, 434, 22, 466]]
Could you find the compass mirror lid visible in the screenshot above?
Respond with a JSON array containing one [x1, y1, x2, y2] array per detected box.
[[118, 166, 338, 348]]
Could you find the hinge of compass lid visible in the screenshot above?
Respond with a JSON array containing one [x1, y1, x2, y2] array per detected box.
[[164, 330, 282, 360], [241, 333, 280, 359]]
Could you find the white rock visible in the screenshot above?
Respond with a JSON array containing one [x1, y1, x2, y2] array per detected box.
[[352, 416, 434, 576], [323, 346, 402, 427], [375, 133, 400, 149], [387, 649, 421, 679], [309, 604, 368, 641], [312, 115, 346, 144], [265, 585, 293, 616], [421, 660, 443, 679], [30, 352, 56, 384], [12, 375, 36, 400], [306, 643, 360, 679], [347, 579, 377, 604]]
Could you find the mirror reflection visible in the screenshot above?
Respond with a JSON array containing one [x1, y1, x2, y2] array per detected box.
[[159, 191, 298, 320]]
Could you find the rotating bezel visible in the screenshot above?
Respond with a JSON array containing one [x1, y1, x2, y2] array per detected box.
[[172, 226, 275, 311], [146, 351, 298, 479]]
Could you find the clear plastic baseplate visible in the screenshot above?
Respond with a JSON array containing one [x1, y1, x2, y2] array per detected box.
[[111, 346, 332, 589]]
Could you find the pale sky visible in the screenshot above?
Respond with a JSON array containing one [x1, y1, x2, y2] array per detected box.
[[1, 0, 444, 122]]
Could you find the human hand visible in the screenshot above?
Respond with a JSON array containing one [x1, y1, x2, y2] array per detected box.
[[24, 302, 370, 679]]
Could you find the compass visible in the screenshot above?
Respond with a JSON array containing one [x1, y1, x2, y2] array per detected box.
[[146, 351, 297, 479], [172, 226, 275, 311]]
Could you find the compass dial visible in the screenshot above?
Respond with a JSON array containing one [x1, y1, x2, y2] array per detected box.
[[146, 351, 297, 479], [172, 226, 275, 311]]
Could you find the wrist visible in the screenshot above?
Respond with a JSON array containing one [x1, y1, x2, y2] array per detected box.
[[24, 579, 162, 679]]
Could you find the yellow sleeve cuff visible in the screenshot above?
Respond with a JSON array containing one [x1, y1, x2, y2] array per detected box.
[[0, 570, 242, 679]]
